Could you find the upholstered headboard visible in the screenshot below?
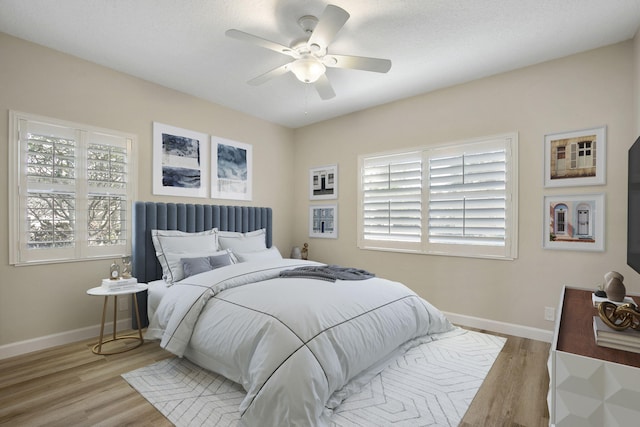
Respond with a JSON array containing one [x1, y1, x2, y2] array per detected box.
[[131, 201, 273, 327]]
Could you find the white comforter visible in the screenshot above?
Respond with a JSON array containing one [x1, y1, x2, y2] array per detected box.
[[146, 259, 455, 427]]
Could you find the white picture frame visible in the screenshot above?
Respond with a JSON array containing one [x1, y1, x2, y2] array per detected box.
[[152, 122, 209, 198], [543, 193, 605, 251], [211, 136, 252, 201], [309, 164, 338, 200], [309, 204, 338, 239], [544, 126, 606, 187]]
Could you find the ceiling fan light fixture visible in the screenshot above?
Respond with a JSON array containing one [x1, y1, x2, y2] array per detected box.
[[290, 57, 326, 83]]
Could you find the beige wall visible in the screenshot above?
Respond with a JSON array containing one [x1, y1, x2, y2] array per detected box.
[[292, 40, 637, 332], [0, 33, 295, 346], [1, 30, 639, 349]]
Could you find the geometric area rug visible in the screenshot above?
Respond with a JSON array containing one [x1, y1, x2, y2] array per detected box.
[[122, 330, 506, 427]]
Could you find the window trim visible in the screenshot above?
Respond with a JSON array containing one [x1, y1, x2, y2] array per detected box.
[[358, 133, 518, 260], [9, 111, 138, 266]]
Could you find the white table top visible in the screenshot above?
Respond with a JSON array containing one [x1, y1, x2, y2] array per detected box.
[[87, 283, 148, 296]]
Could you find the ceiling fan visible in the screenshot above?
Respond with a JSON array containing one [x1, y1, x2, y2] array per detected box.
[[225, 4, 392, 100]]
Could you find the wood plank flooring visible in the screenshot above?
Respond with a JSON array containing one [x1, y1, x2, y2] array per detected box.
[[0, 329, 550, 426], [460, 330, 551, 427]]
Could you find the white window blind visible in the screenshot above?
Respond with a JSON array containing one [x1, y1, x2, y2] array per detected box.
[[360, 151, 423, 251], [428, 148, 507, 246], [87, 134, 129, 248], [9, 111, 137, 265], [359, 134, 517, 259]]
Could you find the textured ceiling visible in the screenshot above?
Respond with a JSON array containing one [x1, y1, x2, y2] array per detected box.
[[1, 0, 639, 128]]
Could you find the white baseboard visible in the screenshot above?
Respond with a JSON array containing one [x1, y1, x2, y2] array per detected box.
[[0, 313, 553, 361], [444, 311, 554, 343], [0, 318, 131, 360]]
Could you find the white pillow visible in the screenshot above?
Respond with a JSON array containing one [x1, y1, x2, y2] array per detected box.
[[151, 229, 219, 284], [235, 246, 283, 263], [218, 228, 267, 253]]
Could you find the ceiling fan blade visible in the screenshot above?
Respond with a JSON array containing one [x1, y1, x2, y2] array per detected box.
[[226, 29, 297, 57], [247, 63, 292, 86], [314, 74, 336, 100], [324, 54, 392, 73], [308, 5, 350, 50]]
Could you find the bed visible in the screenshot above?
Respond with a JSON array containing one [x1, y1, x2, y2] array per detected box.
[[131, 202, 273, 327], [132, 201, 456, 427]]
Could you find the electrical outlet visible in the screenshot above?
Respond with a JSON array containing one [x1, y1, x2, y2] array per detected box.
[[118, 296, 129, 312], [544, 306, 555, 322]]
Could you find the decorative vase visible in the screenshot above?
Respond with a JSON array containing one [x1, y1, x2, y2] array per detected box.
[[290, 246, 301, 259], [604, 271, 626, 302]]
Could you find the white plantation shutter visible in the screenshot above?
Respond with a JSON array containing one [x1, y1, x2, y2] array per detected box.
[[20, 120, 79, 262], [428, 149, 506, 246], [10, 111, 136, 265], [359, 134, 517, 259], [86, 134, 129, 250], [570, 143, 577, 169], [360, 151, 422, 250]]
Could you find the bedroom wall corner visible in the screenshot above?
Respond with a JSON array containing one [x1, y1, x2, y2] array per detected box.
[[0, 32, 296, 351], [291, 40, 637, 337]]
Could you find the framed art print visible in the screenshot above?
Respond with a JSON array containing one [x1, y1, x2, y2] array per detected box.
[[153, 122, 209, 197], [309, 164, 338, 200], [544, 126, 606, 187], [211, 136, 252, 201], [543, 193, 605, 251], [309, 204, 338, 239]]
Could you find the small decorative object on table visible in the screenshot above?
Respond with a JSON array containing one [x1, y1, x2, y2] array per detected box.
[[598, 301, 640, 331], [604, 271, 626, 302], [290, 246, 301, 259], [594, 284, 607, 299], [102, 277, 138, 291], [121, 256, 132, 279], [109, 261, 121, 280], [301, 243, 308, 260]]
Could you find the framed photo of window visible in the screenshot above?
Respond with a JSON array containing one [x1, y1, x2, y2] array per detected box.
[[309, 204, 338, 239], [544, 126, 606, 187], [211, 136, 252, 201], [543, 193, 605, 251], [309, 164, 338, 200], [153, 122, 209, 198]]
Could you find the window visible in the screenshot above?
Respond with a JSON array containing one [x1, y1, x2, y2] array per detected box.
[[9, 111, 137, 265], [358, 133, 518, 260], [570, 140, 596, 170], [555, 205, 567, 235], [360, 151, 423, 252]]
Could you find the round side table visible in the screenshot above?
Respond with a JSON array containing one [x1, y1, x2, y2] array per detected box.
[[86, 282, 148, 355]]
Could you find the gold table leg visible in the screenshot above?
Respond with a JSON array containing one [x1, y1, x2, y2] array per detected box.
[[95, 296, 109, 354], [92, 293, 145, 355]]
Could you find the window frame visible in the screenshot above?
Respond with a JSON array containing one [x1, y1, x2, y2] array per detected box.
[[358, 133, 518, 260], [9, 111, 138, 266]]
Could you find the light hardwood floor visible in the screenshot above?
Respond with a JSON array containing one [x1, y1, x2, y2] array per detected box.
[[0, 329, 550, 426]]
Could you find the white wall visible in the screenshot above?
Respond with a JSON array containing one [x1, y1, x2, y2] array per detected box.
[[292, 40, 637, 334]]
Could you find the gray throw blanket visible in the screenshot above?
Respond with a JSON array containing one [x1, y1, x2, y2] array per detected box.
[[278, 265, 375, 282]]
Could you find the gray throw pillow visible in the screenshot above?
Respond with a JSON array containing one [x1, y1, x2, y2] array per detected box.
[[181, 256, 213, 279], [209, 253, 233, 269]]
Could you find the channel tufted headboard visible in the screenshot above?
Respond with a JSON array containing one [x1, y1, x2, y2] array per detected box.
[[131, 201, 273, 327]]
